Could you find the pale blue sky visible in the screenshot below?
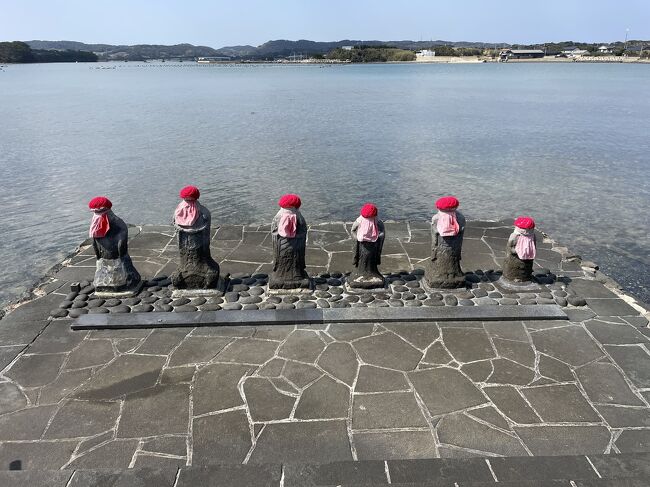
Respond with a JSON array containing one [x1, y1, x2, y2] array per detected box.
[[2, 0, 648, 47]]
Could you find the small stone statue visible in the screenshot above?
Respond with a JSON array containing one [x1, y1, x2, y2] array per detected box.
[[502, 216, 537, 282], [348, 203, 385, 289], [424, 196, 466, 288], [88, 196, 141, 295], [270, 194, 310, 289], [171, 186, 221, 289]]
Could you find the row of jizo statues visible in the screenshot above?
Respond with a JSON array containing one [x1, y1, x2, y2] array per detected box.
[[87, 188, 539, 295]]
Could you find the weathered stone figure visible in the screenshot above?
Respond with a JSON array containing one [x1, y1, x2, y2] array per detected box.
[[171, 186, 221, 289], [88, 196, 141, 295], [270, 193, 310, 289], [503, 216, 537, 282], [349, 203, 385, 289], [424, 196, 466, 288]]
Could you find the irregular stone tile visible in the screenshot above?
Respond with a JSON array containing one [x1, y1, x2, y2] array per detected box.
[[387, 457, 493, 483], [168, 336, 232, 366], [160, 366, 195, 384], [460, 360, 493, 382], [0, 320, 48, 346], [136, 328, 189, 354], [317, 342, 358, 386], [483, 321, 529, 342], [586, 298, 639, 316], [249, 420, 352, 463], [294, 375, 349, 419], [192, 325, 255, 338], [576, 362, 644, 406], [515, 425, 610, 455], [423, 342, 453, 365], [90, 328, 151, 339], [132, 453, 186, 469], [382, 323, 439, 350], [487, 358, 535, 385], [76, 430, 113, 454], [568, 278, 619, 298], [140, 436, 187, 456], [45, 399, 120, 439], [26, 321, 86, 354], [283, 460, 386, 487], [437, 413, 527, 456], [65, 339, 115, 369], [605, 345, 650, 388], [355, 365, 409, 392], [0, 345, 26, 370], [0, 440, 77, 470], [67, 439, 139, 468], [70, 467, 176, 487], [585, 320, 648, 345], [0, 404, 57, 440], [251, 325, 295, 341], [114, 338, 144, 353], [5, 353, 65, 387], [177, 464, 281, 487], [352, 391, 428, 431], [615, 429, 650, 453], [354, 332, 422, 371], [531, 326, 603, 367], [441, 328, 495, 363], [270, 376, 298, 395], [467, 405, 511, 430], [327, 323, 375, 341], [596, 405, 650, 428], [522, 384, 600, 422], [74, 354, 166, 400], [0, 470, 73, 487], [493, 338, 535, 368], [489, 455, 599, 482], [278, 330, 325, 362], [243, 377, 295, 422], [192, 409, 251, 464], [483, 386, 541, 424], [258, 358, 285, 377], [0, 382, 27, 414], [215, 338, 279, 365], [2, 294, 62, 324], [526, 321, 578, 332], [409, 367, 487, 416], [39, 368, 92, 404], [193, 363, 253, 415], [588, 452, 650, 480], [538, 354, 574, 382], [118, 384, 190, 437], [437, 446, 487, 458], [353, 430, 437, 460], [282, 361, 322, 388]]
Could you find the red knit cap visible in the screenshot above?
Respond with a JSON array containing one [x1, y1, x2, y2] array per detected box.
[[360, 203, 378, 218], [435, 196, 459, 211], [514, 216, 535, 230], [278, 193, 301, 209], [88, 196, 112, 210], [179, 186, 200, 200]]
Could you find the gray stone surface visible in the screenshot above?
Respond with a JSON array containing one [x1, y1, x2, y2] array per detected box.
[[409, 367, 487, 416], [352, 392, 428, 429]]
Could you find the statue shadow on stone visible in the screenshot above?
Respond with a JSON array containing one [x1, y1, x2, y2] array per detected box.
[[171, 186, 226, 295], [346, 203, 386, 291], [497, 216, 542, 292], [269, 194, 311, 292], [88, 197, 142, 297], [424, 196, 467, 289]]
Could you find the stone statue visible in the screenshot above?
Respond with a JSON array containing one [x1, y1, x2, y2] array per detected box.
[[348, 203, 385, 289], [171, 186, 221, 289], [424, 196, 466, 288], [88, 196, 141, 295], [502, 216, 537, 282], [270, 193, 310, 290]]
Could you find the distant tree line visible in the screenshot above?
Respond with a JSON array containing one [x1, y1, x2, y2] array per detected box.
[[327, 46, 415, 62], [0, 41, 98, 63]]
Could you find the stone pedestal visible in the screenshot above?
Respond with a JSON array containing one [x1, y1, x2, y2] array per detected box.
[[348, 220, 386, 290], [424, 212, 466, 289], [92, 212, 142, 297], [269, 210, 311, 290], [171, 202, 221, 290], [503, 253, 534, 282]]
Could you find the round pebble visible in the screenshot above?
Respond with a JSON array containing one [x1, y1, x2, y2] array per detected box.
[[388, 299, 404, 307], [80, 285, 95, 294], [369, 300, 389, 307], [283, 296, 299, 304], [402, 274, 417, 282], [249, 287, 264, 296], [86, 299, 105, 309], [225, 292, 239, 303], [241, 296, 262, 304], [242, 277, 257, 285], [207, 296, 224, 304], [329, 301, 350, 308], [59, 300, 73, 309], [412, 287, 426, 295], [444, 295, 458, 306], [239, 291, 250, 298], [89, 307, 110, 314], [103, 298, 121, 307], [472, 289, 488, 298], [429, 293, 443, 300], [352, 302, 368, 307], [500, 298, 518, 305], [154, 304, 174, 312], [74, 294, 89, 302], [231, 284, 249, 292], [329, 287, 344, 295], [71, 301, 88, 309], [315, 291, 331, 299], [392, 279, 405, 286], [201, 304, 222, 311], [538, 292, 553, 299], [242, 304, 259, 310], [455, 292, 473, 300], [488, 292, 502, 299], [405, 281, 420, 288], [141, 296, 159, 304], [391, 293, 402, 300], [132, 304, 154, 313], [465, 274, 481, 284], [191, 297, 207, 306], [267, 296, 282, 304], [139, 291, 153, 298], [553, 290, 568, 298], [329, 295, 343, 302], [171, 297, 191, 306], [519, 298, 537, 305], [122, 298, 141, 306], [313, 277, 327, 284], [327, 278, 342, 286], [260, 303, 276, 310], [296, 301, 317, 309], [159, 297, 173, 305], [68, 308, 88, 318], [222, 303, 242, 311], [147, 286, 162, 292], [393, 285, 409, 292], [537, 298, 556, 305], [109, 305, 130, 313], [375, 293, 390, 300], [476, 297, 499, 306], [405, 300, 422, 307], [359, 295, 375, 303], [316, 299, 330, 308], [65, 292, 79, 301], [174, 305, 198, 312], [276, 303, 295, 310], [555, 297, 568, 307], [50, 309, 68, 318], [315, 284, 329, 291], [344, 295, 359, 303], [423, 299, 445, 307], [458, 299, 474, 306], [402, 293, 415, 301], [300, 294, 317, 301]]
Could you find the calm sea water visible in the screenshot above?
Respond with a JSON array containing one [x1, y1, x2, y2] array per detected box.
[[0, 61, 648, 307]]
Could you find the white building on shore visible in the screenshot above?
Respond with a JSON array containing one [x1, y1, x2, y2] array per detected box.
[[416, 49, 436, 58]]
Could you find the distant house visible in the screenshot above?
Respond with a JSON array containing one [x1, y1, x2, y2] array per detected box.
[[562, 47, 589, 57], [341, 46, 354, 51], [499, 49, 545, 60], [416, 49, 435, 58], [598, 45, 612, 53]]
